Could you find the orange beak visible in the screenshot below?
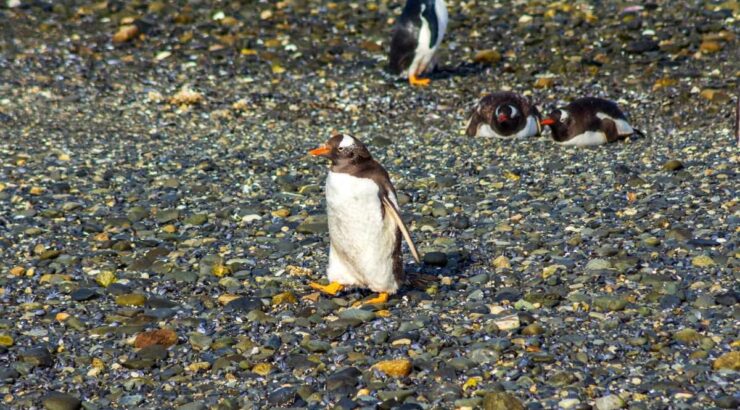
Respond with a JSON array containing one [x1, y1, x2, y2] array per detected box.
[[498, 114, 509, 122], [540, 118, 556, 126], [308, 145, 331, 156]]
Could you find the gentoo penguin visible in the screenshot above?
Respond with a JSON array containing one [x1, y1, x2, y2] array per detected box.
[[308, 134, 420, 304], [465, 92, 542, 138], [388, 0, 448, 86], [540, 97, 643, 146]]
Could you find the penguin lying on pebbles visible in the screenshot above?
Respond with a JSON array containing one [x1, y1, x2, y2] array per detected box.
[[466, 92, 542, 138], [308, 134, 420, 304], [388, 0, 448, 86], [540, 97, 643, 146]]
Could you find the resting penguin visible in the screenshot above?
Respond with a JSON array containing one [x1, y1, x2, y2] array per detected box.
[[308, 134, 420, 304], [388, 0, 448, 86], [540, 97, 643, 146], [466, 92, 542, 138]]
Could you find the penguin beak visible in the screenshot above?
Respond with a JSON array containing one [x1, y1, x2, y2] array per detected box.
[[497, 114, 509, 122], [309, 145, 331, 156], [540, 118, 556, 126]]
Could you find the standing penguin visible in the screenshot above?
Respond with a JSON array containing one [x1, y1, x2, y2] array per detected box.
[[466, 92, 542, 138], [540, 97, 643, 146], [388, 0, 448, 86], [308, 134, 420, 304]]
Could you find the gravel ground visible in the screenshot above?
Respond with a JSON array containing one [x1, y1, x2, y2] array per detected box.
[[0, 1, 738, 409]]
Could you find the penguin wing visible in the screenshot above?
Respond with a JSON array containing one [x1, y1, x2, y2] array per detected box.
[[465, 109, 483, 136], [388, 22, 419, 74], [381, 195, 421, 263]]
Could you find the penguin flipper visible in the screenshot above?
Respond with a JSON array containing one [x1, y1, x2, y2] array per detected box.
[[465, 112, 482, 137], [388, 23, 418, 75], [381, 196, 421, 263]]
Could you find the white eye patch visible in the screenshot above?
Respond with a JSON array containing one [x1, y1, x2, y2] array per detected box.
[[339, 135, 355, 148], [508, 105, 519, 118], [559, 110, 569, 123]]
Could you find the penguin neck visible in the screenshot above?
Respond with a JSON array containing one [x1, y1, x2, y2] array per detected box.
[[330, 157, 374, 176]]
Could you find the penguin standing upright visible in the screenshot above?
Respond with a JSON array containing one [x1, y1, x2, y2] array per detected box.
[[540, 97, 643, 146], [466, 92, 542, 138], [308, 134, 420, 304], [388, 0, 448, 86]]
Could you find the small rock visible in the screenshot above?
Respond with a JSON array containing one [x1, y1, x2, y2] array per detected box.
[[691, 255, 715, 268], [713, 351, 740, 371], [482, 392, 525, 410], [673, 328, 702, 344], [594, 394, 626, 410], [474, 49, 502, 64], [521, 323, 545, 336], [662, 160, 684, 171], [134, 329, 178, 348], [338, 308, 375, 322], [585, 258, 612, 271], [593, 296, 627, 312], [115, 294, 146, 306], [113, 25, 139, 43], [272, 291, 297, 306], [492, 255, 511, 269], [372, 359, 412, 377], [21, 347, 53, 367], [424, 252, 447, 267], [534, 77, 555, 88], [224, 297, 262, 312], [71, 288, 98, 301], [189, 333, 213, 351], [43, 392, 81, 410]]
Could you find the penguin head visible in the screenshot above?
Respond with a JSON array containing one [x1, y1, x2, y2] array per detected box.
[[309, 133, 372, 166], [540, 109, 571, 138], [493, 103, 520, 127]]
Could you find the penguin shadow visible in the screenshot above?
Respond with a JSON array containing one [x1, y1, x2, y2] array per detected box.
[[427, 62, 490, 81], [383, 62, 489, 84], [402, 250, 474, 292]]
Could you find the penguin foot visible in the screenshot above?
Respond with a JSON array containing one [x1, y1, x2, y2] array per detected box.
[[409, 74, 430, 87], [309, 281, 344, 296], [358, 292, 389, 306]]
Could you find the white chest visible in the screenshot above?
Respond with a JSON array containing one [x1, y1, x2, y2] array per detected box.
[[560, 131, 608, 146]]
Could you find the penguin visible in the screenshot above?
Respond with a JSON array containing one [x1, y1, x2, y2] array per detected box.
[[465, 92, 542, 138], [308, 134, 420, 304], [388, 0, 448, 87], [540, 97, 643, 146]]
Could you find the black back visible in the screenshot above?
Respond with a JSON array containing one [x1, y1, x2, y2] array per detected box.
[[388, 0, 438, 74]]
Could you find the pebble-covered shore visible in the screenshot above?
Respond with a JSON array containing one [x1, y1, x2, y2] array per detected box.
[[0, 1, 738, 409]]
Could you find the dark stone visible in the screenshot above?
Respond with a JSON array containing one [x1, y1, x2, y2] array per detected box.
[[136, 345, 168, 361], [334, 397, 358, 409], [224, 297, 263, 312], [451, 215, 470, 229], [268, 386, 296, 405], [0, 367, 20, 384], [714, 395, 739, 409], [326, 367, 362, 394], [423, 252, 448, 267], [71, 288, 98, 302], [659, 295, 682, 309], [716, 292, 737, 306], [687, 238, 720, 247], [626, 38, 659, 53], [21, 347, 54, 368]]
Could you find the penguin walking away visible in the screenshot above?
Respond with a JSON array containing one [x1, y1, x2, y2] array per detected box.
[[540, 97, 643, 146], [466, 92, 542, 138], [388, 0, 448, 86], [308, 134, 420, 304]]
